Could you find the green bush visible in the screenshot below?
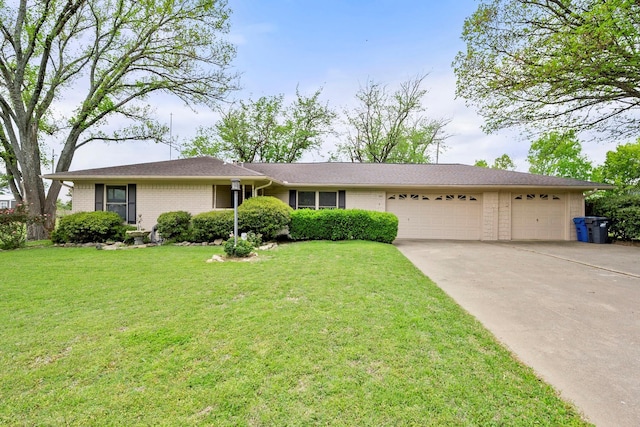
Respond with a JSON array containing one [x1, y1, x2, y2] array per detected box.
[[223, 238, 254, 257], [157, 211, 192, 242], [51, 211, 126, 243], [191, 210, 234, 242], [238, 196, 292, 241], [289, 209, 398, 244], [589, 193, 640, 241]]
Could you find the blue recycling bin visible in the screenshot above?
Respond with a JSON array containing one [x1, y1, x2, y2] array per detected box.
[[573, 217, 588, 242]]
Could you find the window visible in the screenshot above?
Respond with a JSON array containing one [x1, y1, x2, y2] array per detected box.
[[0, 201, 8, 209], [106, 185, 127, 220], [296, 191, 339, 209], [319, 192, 337, 209], [298, 191, 316, 209]]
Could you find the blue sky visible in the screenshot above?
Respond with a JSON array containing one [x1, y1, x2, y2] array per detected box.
[[69, 0, 617, 172]]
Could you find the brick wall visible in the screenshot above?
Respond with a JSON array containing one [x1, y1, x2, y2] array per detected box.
[[482, 192, 499, 240]]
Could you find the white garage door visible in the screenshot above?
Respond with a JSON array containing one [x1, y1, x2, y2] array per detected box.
[[512, 193, 566, 240], [387, 193, 482, 239]]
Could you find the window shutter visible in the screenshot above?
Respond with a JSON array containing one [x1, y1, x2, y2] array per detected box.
[[127, 184, 136, 224], [289, 190, 297, 209], [338, 190, 346, 209], [95, 184, 104, 211]]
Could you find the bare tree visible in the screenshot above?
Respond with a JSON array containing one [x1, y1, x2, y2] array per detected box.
[[337, 74, 449, 163]]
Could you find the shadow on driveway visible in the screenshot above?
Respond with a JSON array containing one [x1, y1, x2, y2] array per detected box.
[[395, 240, 640, 427]]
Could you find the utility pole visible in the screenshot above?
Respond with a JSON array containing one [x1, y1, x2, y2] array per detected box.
[[169, 113, 173, 160]]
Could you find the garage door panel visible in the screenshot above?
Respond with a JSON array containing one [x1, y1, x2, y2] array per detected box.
[[512, 193, 566, 240], [387, 193, 482, 240]]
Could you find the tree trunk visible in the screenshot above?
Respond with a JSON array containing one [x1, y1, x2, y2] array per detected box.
[[20, 124, 58, 240]]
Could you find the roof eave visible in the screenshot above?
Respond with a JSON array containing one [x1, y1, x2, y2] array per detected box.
[[43, 174, 276, 182], [270, 182, 612, 190]]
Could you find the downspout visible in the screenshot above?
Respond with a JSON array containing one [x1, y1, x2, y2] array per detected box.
[[254, 180, 273, 197]]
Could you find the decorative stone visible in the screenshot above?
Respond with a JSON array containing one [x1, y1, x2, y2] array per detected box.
[[258, 243, 277, 251], [213, 239, 223, 246]]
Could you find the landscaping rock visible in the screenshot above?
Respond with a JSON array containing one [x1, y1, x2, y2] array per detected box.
[[258, 243, 277, 251], [213, 239, 223, 246], [207, 254, 224, 263]]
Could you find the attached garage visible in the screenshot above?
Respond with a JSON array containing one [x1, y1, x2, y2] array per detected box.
[[46, 158, 611, 242], [511, 193, 567, 240], [387, 192, 482, 239]]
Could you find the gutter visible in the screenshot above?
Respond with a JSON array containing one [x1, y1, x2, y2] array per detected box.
[[39, 175, 73, 189], [254, 180, 273, 196]]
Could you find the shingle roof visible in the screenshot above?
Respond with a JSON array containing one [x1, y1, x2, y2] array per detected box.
[[44, 157, 264, 179], [43, 156, 610, 189], [246, 162, 605, 188]]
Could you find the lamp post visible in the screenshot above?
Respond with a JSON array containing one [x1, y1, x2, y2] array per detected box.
[[231, 178, 240, 247]]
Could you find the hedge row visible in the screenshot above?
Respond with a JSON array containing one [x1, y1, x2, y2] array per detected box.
[[51, 197, 400, 245], [158, 197, 293, 243], [289, 209, 398, 244]]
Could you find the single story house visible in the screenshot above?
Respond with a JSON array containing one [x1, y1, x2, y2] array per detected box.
[[44, 156, 611, 241], [0, 193, 16, 209]]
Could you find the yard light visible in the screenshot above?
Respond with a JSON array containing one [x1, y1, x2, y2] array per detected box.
[[231, 178, 241, 247]]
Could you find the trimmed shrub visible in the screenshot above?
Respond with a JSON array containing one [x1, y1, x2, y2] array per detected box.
[[191, 210, 234, 242], [238, 196, 292, 241], [223, 238, 254, 257], [589, 193, 640, 241], [51, 211, 125, 243], [157, 210, 192, 242], [289, 209, 398, 244]]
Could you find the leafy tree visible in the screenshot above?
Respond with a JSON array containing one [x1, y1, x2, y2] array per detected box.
[[0, 173, 7, 192], [474, 154, 516, 170], [454, 0, 640, 139], [600, 141, 640, 190], [181, 89, 335, 162], [337, 74, 449, 163], [527, 131, 593, 180], [0, 0, 237, 239], [492, 154, 516, 171]]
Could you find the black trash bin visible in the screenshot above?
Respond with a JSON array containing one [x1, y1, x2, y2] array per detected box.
[[584, 216, 609, 244]]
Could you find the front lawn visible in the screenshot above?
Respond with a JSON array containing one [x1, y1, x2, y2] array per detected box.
[[0, 241, 589, 426]]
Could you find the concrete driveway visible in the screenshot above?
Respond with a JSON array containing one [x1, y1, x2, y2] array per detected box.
[[395, 240, 640, 427]]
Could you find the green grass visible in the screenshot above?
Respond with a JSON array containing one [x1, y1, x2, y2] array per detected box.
[[0, 241, 589, 426]]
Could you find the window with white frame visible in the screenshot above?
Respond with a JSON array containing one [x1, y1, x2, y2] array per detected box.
[[297, 191, 338, 209], [298, 191, 316, 209], [0, 201, 8, 209], [106, 185, 127, 220], [318, 191, 337, 209]]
